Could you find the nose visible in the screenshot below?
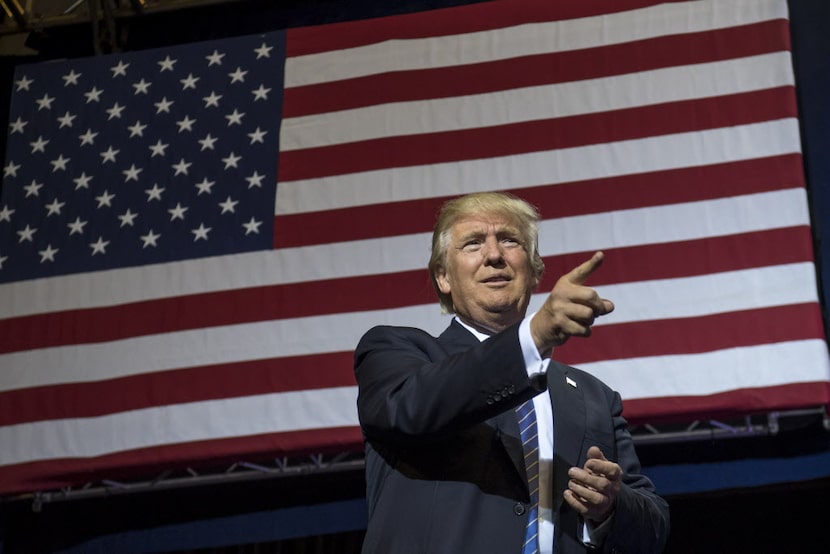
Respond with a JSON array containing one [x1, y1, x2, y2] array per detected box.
[[482, 236, 505, 265]]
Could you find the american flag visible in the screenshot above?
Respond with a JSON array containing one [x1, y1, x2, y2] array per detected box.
[[1, 0, 829, 495]]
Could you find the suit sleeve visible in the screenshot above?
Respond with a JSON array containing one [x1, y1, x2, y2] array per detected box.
[[354, 324, 544, 444], [601, 390, 671, 554]]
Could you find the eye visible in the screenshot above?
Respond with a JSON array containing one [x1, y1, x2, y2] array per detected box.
[[501, 237, 521, 248], [461, 239, 482, 251]]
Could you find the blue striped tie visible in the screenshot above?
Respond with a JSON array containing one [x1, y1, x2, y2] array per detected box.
[[516, 399, 540, 554]]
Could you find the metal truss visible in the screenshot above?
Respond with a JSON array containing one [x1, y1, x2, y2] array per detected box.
[[0, 0, 247, 36], [628, 406, 830, 445], [3, 407, 828, 511]]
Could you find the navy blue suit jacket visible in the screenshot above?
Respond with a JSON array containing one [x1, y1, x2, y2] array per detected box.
[[354, 320, 669, 553]]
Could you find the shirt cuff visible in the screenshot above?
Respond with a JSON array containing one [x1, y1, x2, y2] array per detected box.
[[519, 313, 551, 378]]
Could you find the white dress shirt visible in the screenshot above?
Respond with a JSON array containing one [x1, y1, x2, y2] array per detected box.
[[457, 314, 604, 554]]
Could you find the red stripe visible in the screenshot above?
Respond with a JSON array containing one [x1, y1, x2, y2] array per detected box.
[[556, 303, 826, 366], [279, 87, 797, 181], [0, 427, 364, 496], [0, 352, 356, 426], [0, 226, 815, 355], [285, 0, 679, 57], [283, 20, 789, 117], [274, 154, 805, 248], [1, 299, 821, 427], [622, 382, 830, 424]]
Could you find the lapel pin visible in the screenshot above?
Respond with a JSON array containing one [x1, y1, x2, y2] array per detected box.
[[566, 376, 577, 388]]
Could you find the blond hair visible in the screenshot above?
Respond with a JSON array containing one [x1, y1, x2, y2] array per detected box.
[[428, 191, 545, 314]]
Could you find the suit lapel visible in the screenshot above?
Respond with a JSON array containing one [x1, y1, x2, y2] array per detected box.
[[548, 361, 586, 513]]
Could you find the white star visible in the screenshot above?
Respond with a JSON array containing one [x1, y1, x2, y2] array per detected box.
[[218, 196, 238, 214], [198, 134, 217, 151], [180, 73, 199, 90], [3, 161, 20, 177], [45, 198, 65, 216], [128, 120, 147, 137], [73, 172, 93, 189], [57, 111, 76, 128], [228, 67, 247, 83], [221, 152, 241, 169], [202, 91, 222, 108], [0, 205, 14, 222], [95, 190, 115, 208], [50, 154, 70, 172], [67, 216, 87, 235], [15, 75, 33, 91], [246, 171, 265, 188], [149, 139, 169, 157], [17, 224, 37, 243], [122, 164, 142, 182], [118, 209, 138, 227], [84, 86, 103, 103], [158, 56, 177, 71], [168, 202, 188, 221], [225, 109, 244, 126], [242, 217, 263, 235], [35, 93, 55, 111], [106, 102, 125, 120], [251, 84, 271, 101], [23, 180, 43, 197], [100, 146, 119, 164], [38, 244, 59, 263], [176, 115, 196, 132], [154, 97, 174, 113], [29, 136, 49, 153], [145, 183, 165, 201], [206, 50, 225, 66], [254, 42, 273, 59], [248, 127, 267, 144], [110, 60, 129, 76], [140, 229, 161, 248], [172, 158, 192, 176], [9, 117, 27, 134], [62, 70, 81, 86], [89, 236, 110, 255], [195, 178, 215, 195], [79, 128, 98, 146], [191, 223, 211, 241], [132, 78, 151, 94]]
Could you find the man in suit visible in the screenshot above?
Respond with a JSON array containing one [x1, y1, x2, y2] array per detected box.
[[354, 192, 670, 553]]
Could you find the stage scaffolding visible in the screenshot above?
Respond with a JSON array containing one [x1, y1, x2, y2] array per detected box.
[[2, 406, 827, 511]]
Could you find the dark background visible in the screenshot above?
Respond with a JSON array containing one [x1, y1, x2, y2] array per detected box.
[[2, 0, 830, 552]]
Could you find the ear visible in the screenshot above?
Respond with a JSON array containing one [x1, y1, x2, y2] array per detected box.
[[435, 267, 452, 294]]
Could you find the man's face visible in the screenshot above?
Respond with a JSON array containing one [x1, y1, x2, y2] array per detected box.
[[435, 212, 539, 333]]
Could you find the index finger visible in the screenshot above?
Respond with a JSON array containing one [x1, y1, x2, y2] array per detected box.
[[566, 251, 605, 285]]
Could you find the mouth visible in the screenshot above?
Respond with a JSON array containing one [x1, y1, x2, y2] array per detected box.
[[481, 275, 511, 284]]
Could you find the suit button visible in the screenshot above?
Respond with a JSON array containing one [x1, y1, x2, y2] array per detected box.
[[486, 397, 495, 405], [513, 503, 526, 516], [501, 388, 509, 398]]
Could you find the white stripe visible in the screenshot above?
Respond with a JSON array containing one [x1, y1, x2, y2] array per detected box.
[[539, 261, 821, 325], [580, 339, 830, 400], [0, 386, 359, 467], [0, 188, 810, 319], [275, 119, 802, 215], [284, 0, 786, 86], [280, 53, 794, 150], [1, 262, 818, 391], [537, 188, 811, 256]]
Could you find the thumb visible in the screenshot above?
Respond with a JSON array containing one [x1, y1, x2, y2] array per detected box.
[[587, 446, 607, 461]]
